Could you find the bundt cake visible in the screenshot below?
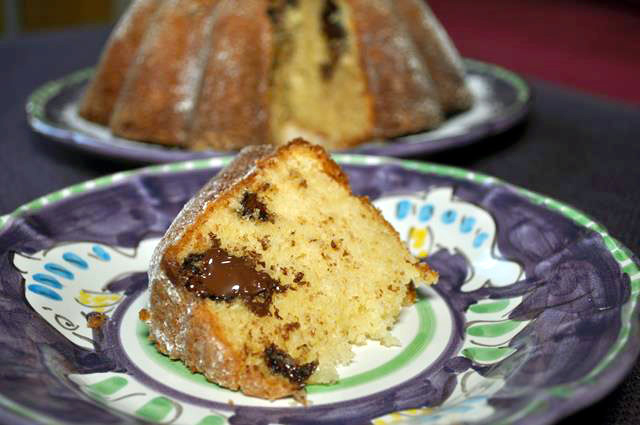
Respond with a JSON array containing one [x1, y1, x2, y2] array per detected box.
[[142, 139, 438, 399], [79, 0, 472, 151]]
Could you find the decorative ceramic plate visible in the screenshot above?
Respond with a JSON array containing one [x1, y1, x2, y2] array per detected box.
[[26, 59, 530, 163], [1, 155, 637, 425]]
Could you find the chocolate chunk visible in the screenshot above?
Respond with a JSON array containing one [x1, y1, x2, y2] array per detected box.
[[294, 272, 304, 283], [165, 235, 287, 316], [320, 0, 347, 80], [240, 192, 270, 221], [264, 344, 318, 385]]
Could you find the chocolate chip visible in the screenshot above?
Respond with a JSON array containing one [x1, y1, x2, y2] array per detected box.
[[264, 344, 318, 385], [240, 192, 270, 221]]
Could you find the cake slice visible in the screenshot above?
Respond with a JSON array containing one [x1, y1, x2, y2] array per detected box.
[[144, 139, 438, 399]]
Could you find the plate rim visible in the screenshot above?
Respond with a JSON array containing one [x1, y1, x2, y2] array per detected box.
[[25, 58, 532, 163], [1, 154, 638, 425]]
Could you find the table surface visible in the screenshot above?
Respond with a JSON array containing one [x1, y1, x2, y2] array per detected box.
[[2, 27, 640, 425]]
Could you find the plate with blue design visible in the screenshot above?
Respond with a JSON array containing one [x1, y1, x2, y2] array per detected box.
[[26, 59, 530, 163], [0, 155, 638, 425]]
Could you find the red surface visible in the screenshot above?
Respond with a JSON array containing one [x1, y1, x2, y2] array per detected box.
[[428, 0, 640, 105]]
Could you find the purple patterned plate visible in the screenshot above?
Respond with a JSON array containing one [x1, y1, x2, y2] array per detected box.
[[26, 59, 530, 163], [0, 155, 637, 425]]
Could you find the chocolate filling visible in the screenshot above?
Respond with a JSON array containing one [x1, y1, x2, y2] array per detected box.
[[240, 191, 270, 221], [264, 344, 318, 385], [165, 235, 286, 316], [320, 0, 347, 80]]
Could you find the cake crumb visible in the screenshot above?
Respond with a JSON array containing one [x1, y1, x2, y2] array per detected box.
[[292, 389, 310, 406], [86, 312, 108, 329], [139, 308, 150, 322], [404, 281, 417, 305], [259, 236, 271, 251]]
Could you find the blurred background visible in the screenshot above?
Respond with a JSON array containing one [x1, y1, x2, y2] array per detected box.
[[1, 0, 639, 104]]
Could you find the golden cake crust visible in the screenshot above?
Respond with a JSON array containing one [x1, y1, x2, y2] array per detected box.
[[78, 0, 160, 125], [189, 0, 274, 151], [393, 0, 473, 113], [110, 0, 219, 146], [346, 0, 443, 138]]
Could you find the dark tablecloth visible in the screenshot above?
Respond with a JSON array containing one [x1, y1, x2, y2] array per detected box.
[[1, 27, 640, 425]]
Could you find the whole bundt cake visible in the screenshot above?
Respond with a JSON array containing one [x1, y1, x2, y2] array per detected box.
[[142, 139, 438, 399], [79, 0, 472, 151]]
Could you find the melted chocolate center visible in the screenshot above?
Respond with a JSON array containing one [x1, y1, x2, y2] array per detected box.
[[168, 235, 286, 316]]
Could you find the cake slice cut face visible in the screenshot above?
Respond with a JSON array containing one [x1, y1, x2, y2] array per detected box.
[[145, 139, 437, 399]]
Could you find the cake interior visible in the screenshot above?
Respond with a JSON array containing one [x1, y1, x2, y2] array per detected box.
[[268, 0, 373, 148], [161, 143, 430, 385]]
